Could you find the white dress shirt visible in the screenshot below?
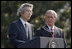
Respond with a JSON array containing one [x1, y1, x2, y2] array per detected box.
[[47, 25, 55, 33], [20, 18, 26, 28], [20, 18, 29, 39]]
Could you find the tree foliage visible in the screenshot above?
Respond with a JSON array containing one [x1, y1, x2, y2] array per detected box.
[[1, 1, 71, 48]]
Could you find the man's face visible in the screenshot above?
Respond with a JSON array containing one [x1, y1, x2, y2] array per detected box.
[[21, 7, 33, 21], [45, 12, 56, 26]]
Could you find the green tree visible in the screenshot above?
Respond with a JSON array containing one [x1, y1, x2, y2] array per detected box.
[[1, 1, 71, 48]]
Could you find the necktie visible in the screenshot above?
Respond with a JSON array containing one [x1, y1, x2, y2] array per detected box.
[[25, 23, 30, 40], [51, 28, 54, 38]]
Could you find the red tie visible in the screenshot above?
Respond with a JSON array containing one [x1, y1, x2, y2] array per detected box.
[[51, 28, 54, 38]]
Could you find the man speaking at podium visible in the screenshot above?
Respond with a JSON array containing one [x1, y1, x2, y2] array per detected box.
[[8, 3, 34, 48], [35, 10, 66, 48]]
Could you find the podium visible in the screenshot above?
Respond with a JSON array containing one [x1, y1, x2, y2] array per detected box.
[[18, 37, 65, 48]]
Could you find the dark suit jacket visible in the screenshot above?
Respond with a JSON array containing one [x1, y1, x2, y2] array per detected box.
[[35, 25, 66, 48], [8, 19, 34, 48]]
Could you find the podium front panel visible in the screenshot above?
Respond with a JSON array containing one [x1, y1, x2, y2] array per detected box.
[[40, 37, 64, 48], [20, 37, 40, 48], [19, 37, 64, 48]]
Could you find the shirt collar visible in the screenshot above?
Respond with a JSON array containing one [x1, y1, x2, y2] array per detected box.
[[47, 24, 55, 32], [20, 18, 26, 25], [47, 25, 54, 29]]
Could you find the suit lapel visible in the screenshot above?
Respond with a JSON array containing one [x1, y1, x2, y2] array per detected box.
[[54, 26, 57, 37], [18, 19, 27, 39], [54, 26, 61, 38], [42, 25, 53, 37], [18, 19, 26, 32], [42, 25, 49, 32]]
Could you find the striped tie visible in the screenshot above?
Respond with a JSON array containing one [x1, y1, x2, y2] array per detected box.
[[51, 28, 54, 38]]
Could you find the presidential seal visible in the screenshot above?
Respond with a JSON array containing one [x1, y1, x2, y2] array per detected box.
[[48, 38, 57, 48]]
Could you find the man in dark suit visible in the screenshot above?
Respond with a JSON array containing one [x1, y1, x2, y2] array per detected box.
[[8, 3, 34, 48], [35, 10, 66, 48]]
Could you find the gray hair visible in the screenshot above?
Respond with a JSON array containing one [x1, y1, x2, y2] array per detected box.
[[17, 3, 33, 16], [45, 10, 58, 19]]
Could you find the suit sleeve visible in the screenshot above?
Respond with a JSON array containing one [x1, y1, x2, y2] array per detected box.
[[34, 29, 42, 37], [61, 30, 67, 48], [35, 30, 40, 37], [31, 24, 35, 38], [9, 23, 26, 48]]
